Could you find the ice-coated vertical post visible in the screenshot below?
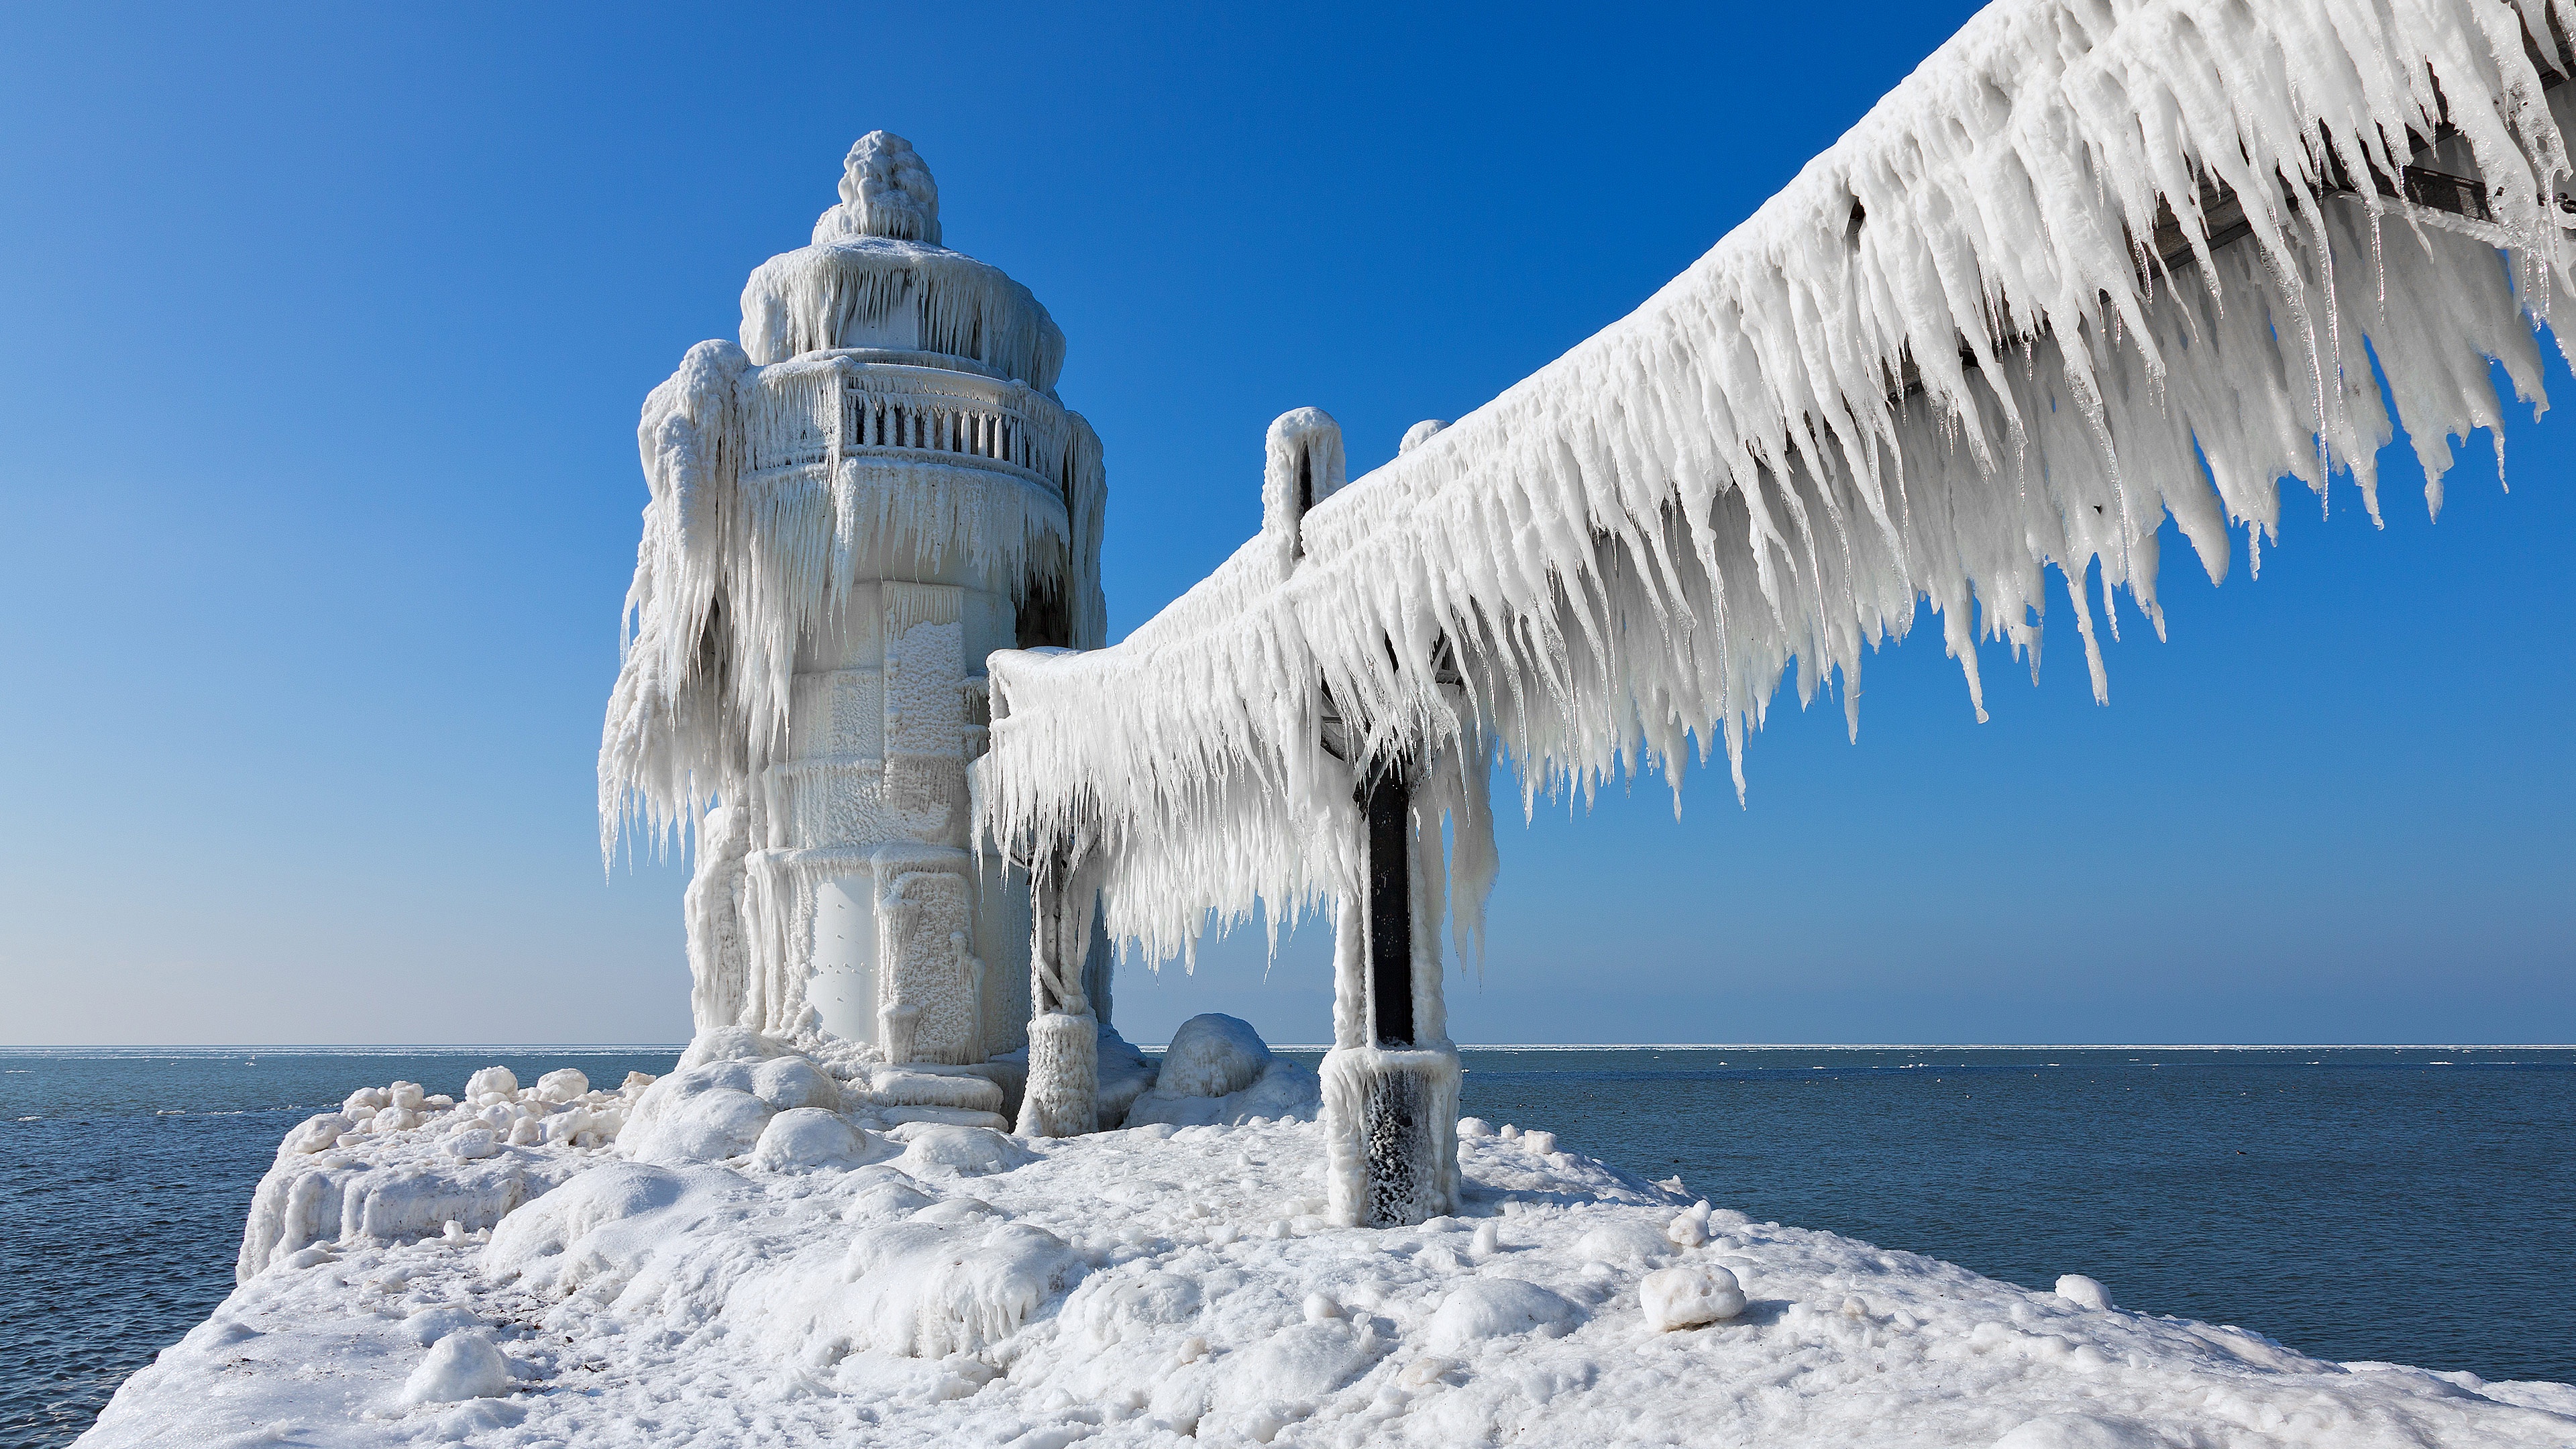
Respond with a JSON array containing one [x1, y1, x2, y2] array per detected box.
[[1017, 842, 1101, 1137], [1324, 752, 1462, 1228]]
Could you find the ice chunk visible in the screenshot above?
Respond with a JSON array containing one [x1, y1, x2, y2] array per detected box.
[[483, 1162, 687, 1283], [1211, 1320, 1378, 1425], [1992, 1415, 2158, 1449], [1122, 1057, 1322, 1131], [535, 1069, 590, 1104], [897, 1124, 1033, 1178], [1575, 1219, 1672, 1267], [1155, 1014, 1270, 1098], [280, 1114, 347, 1155], [2055, 1274, 2112, 1310], [676, 1026, 788, 1071], [1069, 1269, 1203, 1341], [399, 1330, 510, 1406], [839, 1219, 1078, 1356], [1640, 1265, 1746, 1331], [749, 1057, 839, 1112], [403, 1305, 481, 1347], [445, 1128, 499, 1161], [464, 1066, 518, 1099], [1426, 1279, 1585, 1352], [620, 1063, 780, 1165], [751, 1109, 883, 1172], [845, 1175, 937, 1221]]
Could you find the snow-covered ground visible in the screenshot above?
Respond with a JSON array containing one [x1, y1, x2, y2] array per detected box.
[[80, 1036, 2576, 1448]]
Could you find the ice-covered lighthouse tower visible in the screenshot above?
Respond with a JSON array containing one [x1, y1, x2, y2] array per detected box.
[[602, 133, 1109, 1069]]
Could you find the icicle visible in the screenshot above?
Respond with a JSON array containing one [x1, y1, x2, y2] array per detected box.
[[947, 0, 2575, 963]]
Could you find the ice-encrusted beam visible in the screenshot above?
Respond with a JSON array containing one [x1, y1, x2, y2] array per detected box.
[[982, 0, 2576, 969]]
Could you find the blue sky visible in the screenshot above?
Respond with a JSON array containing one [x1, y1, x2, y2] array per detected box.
[[1, 2, 2567, 1046]]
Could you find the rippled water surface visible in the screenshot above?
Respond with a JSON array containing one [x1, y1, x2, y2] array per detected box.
[[3, 1044, 2567, 1447]]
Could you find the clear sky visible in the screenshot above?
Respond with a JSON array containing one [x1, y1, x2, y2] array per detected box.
[[2, 2, 2568, 1047]]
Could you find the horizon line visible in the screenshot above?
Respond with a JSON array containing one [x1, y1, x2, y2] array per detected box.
[[2, 1041, 2569, 1053]]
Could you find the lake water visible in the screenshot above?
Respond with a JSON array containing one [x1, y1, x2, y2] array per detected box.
[[3, 1044, 2567, 1447]]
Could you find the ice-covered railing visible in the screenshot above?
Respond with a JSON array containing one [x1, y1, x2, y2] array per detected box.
[[983, 0, 2576, 962]]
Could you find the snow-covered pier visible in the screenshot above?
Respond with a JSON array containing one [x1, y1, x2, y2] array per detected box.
[[79, 0, 2576, 1440]]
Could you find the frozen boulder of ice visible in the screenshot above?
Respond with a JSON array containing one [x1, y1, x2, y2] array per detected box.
[[1122, 1016, 1321, 1130], [751, 1057, 839, 1112], [402, 1305, 480, 1346], [535, 1069, 590, 1104], [1640, 1265, 1746, 1331], [836, 1218, 1078, 1357], [677, 1026, 789, 1071], [1426, 1278, 1585, 1353], [751, 1108, 883, 1172], [464, 1066, 518, 1099], [620, 1063, 779, 1165], [1208, 1320, 1380, 1430], [1155, 1014, 1270, 1098], [2055, 1274, 2113, 1310], [445, 1128, 500, 1161], [1068, 1269, 1203, 1342], [483, 1162, 688, 1290], [1991, 1414, 2158, 1449], [1666, 1208, 1709, 1248], [896, 1124, 1032, 1178], [279, 1113, 347, 1155], [845, 1172, 937, 1221], [1576, 1218, 1674, 1267], [399, 1330, 510, 1406]]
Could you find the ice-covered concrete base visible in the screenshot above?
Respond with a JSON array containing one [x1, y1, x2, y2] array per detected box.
[[82, 1073, 2576, 1449], [1018, 1010, 1101, 1137], [1321, 1044, 1461, 1228]]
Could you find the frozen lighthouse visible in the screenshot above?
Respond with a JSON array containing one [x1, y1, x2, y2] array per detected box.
[[602, 133, 1110, 1089]]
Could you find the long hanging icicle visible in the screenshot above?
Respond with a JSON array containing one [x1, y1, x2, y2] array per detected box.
[[981, 0, 2576, 964]]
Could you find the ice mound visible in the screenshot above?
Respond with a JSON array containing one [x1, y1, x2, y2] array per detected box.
[[1202, 1318, 1384, 1439], [1122, 1016, 1322, 1129], [895, 1123, 1033, 1177], [621, 1054, 842, 1165], [751, 1108, 885, 1172], [399, 1330, 510, 1406], [1992, 1413, 2160, 1449], [676, 1025, 790, 1070], [1641, 1263, 1746, 1331], [2055, 1273, 2114, 1310], [233, 1065, 643, 1279], [837, 1218, 1079, 1356], [1425, 1277, 1587, 1352], [1574, 1218, 1674, 1267], [1156, 1014, 1270, 1097]]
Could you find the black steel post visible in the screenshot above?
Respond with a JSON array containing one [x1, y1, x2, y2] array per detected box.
[[1362, 759, 1415, 1047]]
